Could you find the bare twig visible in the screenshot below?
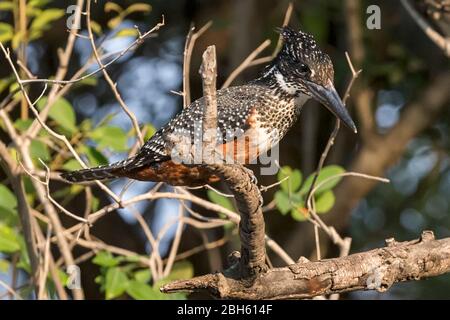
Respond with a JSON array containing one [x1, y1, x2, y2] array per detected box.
[[0, 279, 23, 300], [221, 39, 271, 88], [0, 141, 40, 295], [26, 0, 85, 139], [401, 0, 450, 57], [0, 42, 85, 300], [163, 204, 184, 277], [37, 226, 52, 299], [86, 0, 151, 146], [182, 21, 212, 108], [273, 2, 294, 56]]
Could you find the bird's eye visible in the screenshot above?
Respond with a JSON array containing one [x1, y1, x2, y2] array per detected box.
[[298, 64, 310, 74]]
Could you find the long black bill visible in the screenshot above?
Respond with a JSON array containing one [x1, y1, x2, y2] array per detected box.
[[305, 81, 357, 133]]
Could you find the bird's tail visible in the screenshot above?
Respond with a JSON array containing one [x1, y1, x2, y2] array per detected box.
[[60, 159, 131, 183]]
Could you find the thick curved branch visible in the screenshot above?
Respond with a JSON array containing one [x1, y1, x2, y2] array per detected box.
[[163, 45, 267, 284], [162, 231, 450, 299], [199, 45, 267, 278], [206, 165, 267, 277]]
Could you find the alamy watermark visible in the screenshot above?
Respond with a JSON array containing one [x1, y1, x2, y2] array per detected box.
[[366, 5, 381, 30], [166, 122, 281, 176]]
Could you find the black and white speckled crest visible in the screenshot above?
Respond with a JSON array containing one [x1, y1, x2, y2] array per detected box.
[[275, 27, 335, 90]]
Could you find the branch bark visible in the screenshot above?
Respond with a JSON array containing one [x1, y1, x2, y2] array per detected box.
[[198, 45, 267, 278], [163, 44, 267, 284], [162, 231, 450, 299]]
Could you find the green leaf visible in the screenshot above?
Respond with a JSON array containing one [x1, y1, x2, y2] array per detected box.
[[30, 140, 50, 163], [56, 268, 69, 288], [79, 145, 108, 166], [91, 196, 100, 212], [94, 275, 103, 284], [88, 126, 128, 152], [0, 259, 10, 273], [14, 119, 33, 132], [76, 77, 98, 88], [17, 234, 31, 273], [93, 251, 119, 267], [152, 279, 187, 300], [134, 268, 152, 283], [37, 97, 77, 134], [143, 124, 156, 140], [0, 22, 13, 43], [0, 224, 20, 253], [11, 30, 24, 49], [207, 190, 234, 212], [0, 76, 13, 93], [90, 21, 102, 35], [9, 82, 21, 100], [277, 166, 302, 192], [79, 119, 93, 133], [274, 190, 291, 215], [123, 255, 142, 263], [104, 2, 123, 14], [29, 0, 52, 8], [105, 267, 128, 300], [30, 9, 64, 34], [0, 2, 14, 10], [166, 261, 194, 281], [315, 191, 335, 214], [107, 16, 122, 29], [291, 207, 309, 221], [300, 165, 345, 195], [115, 28, 138, 38], [62, 159, 82, 171], [126, 281, 159, 300], [124, 3, 152, 15], [0, 200, 17, 224], [0, 184, 17, 214]]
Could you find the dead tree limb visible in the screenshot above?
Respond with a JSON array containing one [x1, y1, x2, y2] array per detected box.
[[199, 45, 267, 278], [163, 45, 267, 283], [162, 231, 450, 299]]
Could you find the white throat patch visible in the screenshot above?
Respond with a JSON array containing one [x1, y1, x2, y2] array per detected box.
[[275, 71, 297, 95]]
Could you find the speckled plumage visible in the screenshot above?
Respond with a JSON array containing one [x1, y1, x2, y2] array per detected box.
[[61, 27, 348, 186]]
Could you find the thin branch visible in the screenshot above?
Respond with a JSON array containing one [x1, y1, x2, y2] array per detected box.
[[20, 21, 164, 86], [401, 0, 450, 57], [37, 226, 52, 300], [129, 206, 162, 280], [86, 0, 149, 147], [0, 43, 85, 300], [163, 204, 184, 277], [0, 141, 40, 295], [0, 280, 23, 300], [182, 21, 212, 108], [0, 42, 122, 204], [273, 2, 294, 56], [221, 39, 271, 88], [26, 0, 85, 139]]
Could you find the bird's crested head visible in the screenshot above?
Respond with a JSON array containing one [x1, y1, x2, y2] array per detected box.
[[270, 27, 356, 133], [276, 26, 334, 89]]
